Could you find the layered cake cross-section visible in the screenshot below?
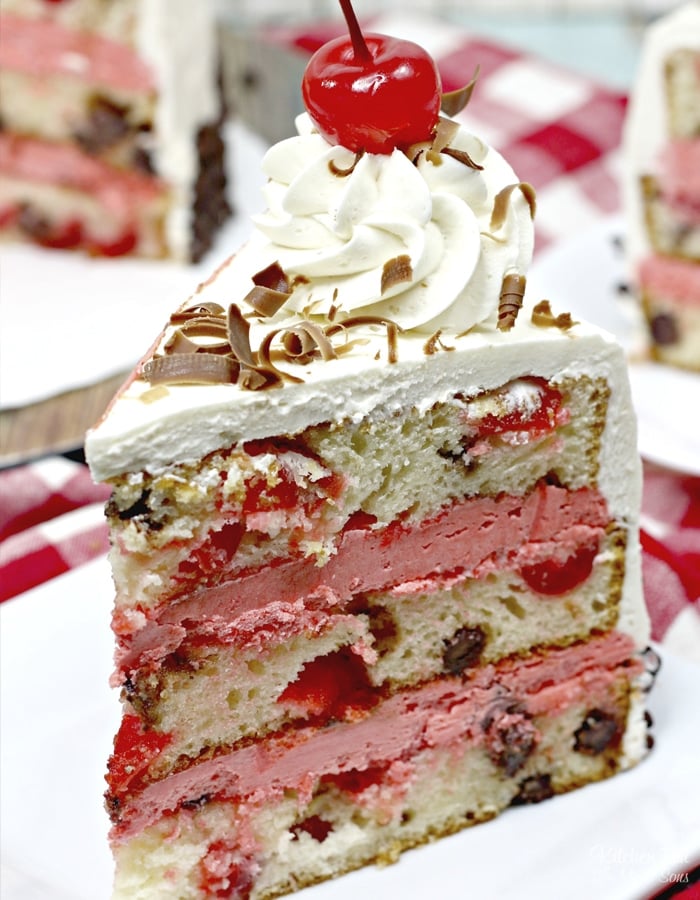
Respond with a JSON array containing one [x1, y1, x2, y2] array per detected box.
[[0, 0, 229, 261], [86, 11, 654, 899]]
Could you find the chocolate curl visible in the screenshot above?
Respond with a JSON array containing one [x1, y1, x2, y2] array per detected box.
[[381, 254, 413, 295], [441, 66, 480, 117], [441, 145, 484, 170], [497, 273, 526, 332], [143, 353, 238, 385], [329, 150, 364, 177], [170, 301, 225, 324], [531, 299, 577, 331], [227, 304, 257, 366], [257, 330, 306, 384], [238, 366, 283, 391], [246, 261, 292, 316], [245, 285, 290, 317], [490, 183, 537, 232], [423, 330, 454, 355], [408, 117, 459, 165]]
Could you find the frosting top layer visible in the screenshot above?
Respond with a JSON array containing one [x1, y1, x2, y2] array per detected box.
[[221, 113, 534, 335]]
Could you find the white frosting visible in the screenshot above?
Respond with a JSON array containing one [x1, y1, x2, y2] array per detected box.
[[622, 1, 700, 268], [137, 0, 219, 259], [215, 113, 533, 334]]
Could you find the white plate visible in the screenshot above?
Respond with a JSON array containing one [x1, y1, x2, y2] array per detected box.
[[2, 557, 699, 900], [0, 122, 269, 410], [529, 216, 700, 475]]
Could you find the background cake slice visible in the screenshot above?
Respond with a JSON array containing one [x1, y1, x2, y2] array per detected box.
[[0, 0, 229, 261], [86, 7, 653, 898], [622, 2, 700, 371]]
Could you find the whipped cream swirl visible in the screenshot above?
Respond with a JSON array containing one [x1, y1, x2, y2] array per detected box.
[[235, 113, 534, 334]]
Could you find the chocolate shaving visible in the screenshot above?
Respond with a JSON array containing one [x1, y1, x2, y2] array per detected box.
[[423, 330, 454, 355], [170, 301, 225, 324], [245, 261, 293, 316], [381, 254, 413, 295], [490, 183, 537, 231], [441, 145, 484, 171], [497, 273, 526, 331], [407, 117, 459, 166], [177, 316, 229, 339], [329, 150, 364, 177], [238, 365, 283, 391], [387, 321, 399, 364], [144, 303, 404, 392], [227, 304, 257, 366], [253, 261, 290, 294], [244, 285, 291, 317], [143, 353, 238, 385], [441, 66, 480, 117], [530, 299, 577, 331]]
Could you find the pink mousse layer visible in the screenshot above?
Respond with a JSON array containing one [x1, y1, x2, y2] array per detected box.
[[660, 139, 700, 214], [0, 135, 164, 215], [112, 631, 641, 840], [0, 13, 155, 93], [116, 484, 611, 677], [639, 254, 700, 306]]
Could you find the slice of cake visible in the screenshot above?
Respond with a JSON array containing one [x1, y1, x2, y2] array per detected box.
[[86, 8, 654, 899], [622, 1, 700, 370], [0, 0, 229, 261]]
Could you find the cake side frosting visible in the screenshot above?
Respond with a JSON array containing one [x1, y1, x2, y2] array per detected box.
[[622, 1, 700, 267], [136, 0, 220, 259]]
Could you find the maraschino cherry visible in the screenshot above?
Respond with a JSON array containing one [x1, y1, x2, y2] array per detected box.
[[302, 0, 442, 155]]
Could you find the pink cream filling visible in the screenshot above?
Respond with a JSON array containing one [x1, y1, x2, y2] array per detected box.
[[0, 134, 164, 206], [111, 631, 641, 841], [0, 134, 165, 218], [116, 484, 611, 677], [639, 254, 700, 306], [659, 139, 700, 215], [0, 13, 155, 93]]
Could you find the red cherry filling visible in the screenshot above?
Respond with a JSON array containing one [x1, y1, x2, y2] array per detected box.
[[106, 714, 171, 798], [519, 538, 599, 596], [302, 0, 441, 154], [470, 378, 562, 438], [278, 649, 375, 719]]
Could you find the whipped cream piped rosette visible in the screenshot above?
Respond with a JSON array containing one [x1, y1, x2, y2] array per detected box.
[[232, 112, 535, 334]]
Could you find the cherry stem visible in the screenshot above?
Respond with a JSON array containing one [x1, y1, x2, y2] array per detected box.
[[339, 0, 372, 64]]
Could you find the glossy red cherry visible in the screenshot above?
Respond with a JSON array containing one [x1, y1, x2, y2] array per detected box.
[[302, 0, 441, 154]]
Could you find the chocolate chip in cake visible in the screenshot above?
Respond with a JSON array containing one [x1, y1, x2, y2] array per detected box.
[[17, 204, 53, 241], [110, 488, 153, 522], [512, 774, 554, 805], [650, 312, 679, 346], [482, 698, 539, 776], [443, 625, 487, 675], [573, 709, 621, 756], [485, 715, 539, 776], [74, 96, 131, 154], [182, 793, 211, 810], [363, 603, 399, 657]]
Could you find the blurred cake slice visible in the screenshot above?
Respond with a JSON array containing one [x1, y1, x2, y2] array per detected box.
[[623, 2, 700, 370], [0, 0, 229, 261]]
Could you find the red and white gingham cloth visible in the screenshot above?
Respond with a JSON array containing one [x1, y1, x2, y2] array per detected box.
[[272, 12, 627, 254], [1, 456, 698, 664]]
